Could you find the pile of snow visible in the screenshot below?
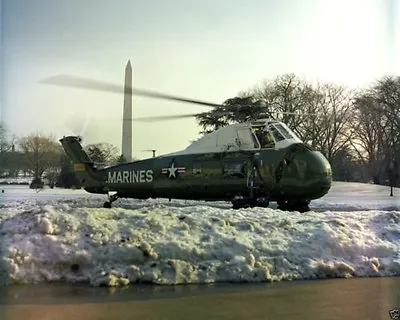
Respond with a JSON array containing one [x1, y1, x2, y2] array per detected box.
[[0, 182, 399, 287]]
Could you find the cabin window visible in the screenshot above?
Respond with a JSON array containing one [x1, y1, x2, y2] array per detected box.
[[192, 161, 202, 175], [236, 128, 256, 149], [222, 161, 245, 177]]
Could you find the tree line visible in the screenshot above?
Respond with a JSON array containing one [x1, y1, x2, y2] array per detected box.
[[0, 127, 124, 188], [0, 73, 399, 188]]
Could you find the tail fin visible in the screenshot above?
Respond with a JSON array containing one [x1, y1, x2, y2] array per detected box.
[[59, 136, 106, 193], [59, 136, 93, 165]]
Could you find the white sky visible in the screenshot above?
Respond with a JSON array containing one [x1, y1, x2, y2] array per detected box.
[[1, 0, 399, 159]]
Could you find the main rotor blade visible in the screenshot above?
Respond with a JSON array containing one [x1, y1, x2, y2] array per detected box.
[[279, 111, 313, 116], [133, 113, 200, 122], [130, 111, 311, 122], [40, 75, 222, 108]]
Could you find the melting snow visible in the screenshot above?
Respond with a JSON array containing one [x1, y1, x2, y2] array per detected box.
[[0, 182, 399, 287]]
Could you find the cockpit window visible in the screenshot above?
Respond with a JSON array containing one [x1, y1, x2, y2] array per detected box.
[[268, 125, 285, 142], [274, 124, 293, 139], [250, 121, 302, 145], [279, 122, 302, 141], [250, 131, 260, 148], [252, 127, 275, 149]]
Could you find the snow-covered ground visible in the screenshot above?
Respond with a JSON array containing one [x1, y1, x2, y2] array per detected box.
[[0, 182, 399, 287]]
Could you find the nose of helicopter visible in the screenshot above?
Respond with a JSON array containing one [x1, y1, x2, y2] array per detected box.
[[305, 151, 332, 197], [277, 147, 332, 200]]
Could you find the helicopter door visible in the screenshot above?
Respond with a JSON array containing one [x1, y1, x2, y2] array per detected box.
[[221, 152, 254, 198], [187, 154, 222, 199]]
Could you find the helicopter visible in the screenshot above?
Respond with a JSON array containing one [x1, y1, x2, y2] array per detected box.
[[42, 75, 333, 212]]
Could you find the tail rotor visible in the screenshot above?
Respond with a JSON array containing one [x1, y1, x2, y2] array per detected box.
[[64, 110, 93, 143]]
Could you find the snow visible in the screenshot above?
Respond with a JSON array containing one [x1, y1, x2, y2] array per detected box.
[[0, 182, 399, 287]]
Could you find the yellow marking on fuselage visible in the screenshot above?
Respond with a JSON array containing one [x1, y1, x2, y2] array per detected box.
[[73, 163, 85, 172]]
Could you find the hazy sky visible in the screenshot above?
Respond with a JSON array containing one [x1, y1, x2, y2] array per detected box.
[[1, 0, 399, 159]]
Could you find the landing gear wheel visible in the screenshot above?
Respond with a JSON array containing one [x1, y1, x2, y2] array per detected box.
[[277, 199, 310, 212], [232, 198, 250, 210], [103, 192, 119, 209], [277, 200, 288, 211], [103, 201, 112, 208], [296, 201, 311, 213]]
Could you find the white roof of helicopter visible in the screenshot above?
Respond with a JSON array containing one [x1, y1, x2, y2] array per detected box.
[[161, 118, 303, 157]]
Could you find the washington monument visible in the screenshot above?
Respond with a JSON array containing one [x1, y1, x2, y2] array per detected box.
[[122, 60, 132, 162]]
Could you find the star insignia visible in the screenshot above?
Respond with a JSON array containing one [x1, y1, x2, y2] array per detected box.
[[167, 162, 178, 178], [162, 160, 186, 179]]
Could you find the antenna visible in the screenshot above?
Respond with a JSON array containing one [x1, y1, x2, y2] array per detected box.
[[142, 149, 156, 157]]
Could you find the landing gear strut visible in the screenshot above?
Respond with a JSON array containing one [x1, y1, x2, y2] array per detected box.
[[232, 161, 270, 209], [103, 192, 119, 208]]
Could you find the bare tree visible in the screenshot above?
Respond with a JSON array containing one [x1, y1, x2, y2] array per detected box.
[[252, 73, 318, 139], [18, 133, 61, 180], [253, 75, 356, 162], [196, 74, 323, 139], [350, 94, 386, 184], [0, 123, 9, 176], [370, 76, 400, 184], [0, 122, 18, 176], [312, 83, 356, 162], [0, 122, 10, 153], [251, 74, 341, 153], [348, 77, 400, 185], [0, 123, 18, 156]]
